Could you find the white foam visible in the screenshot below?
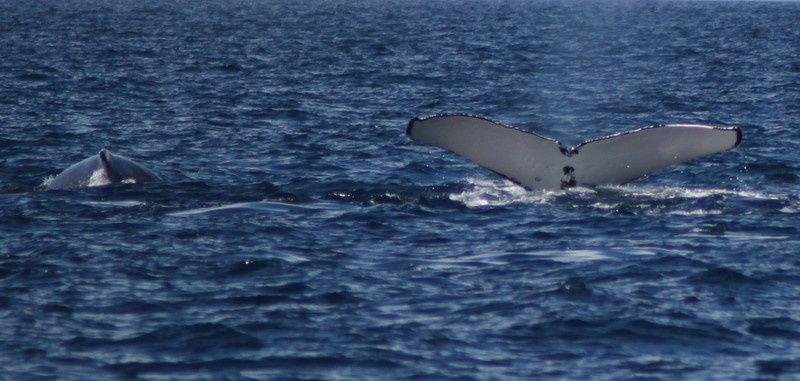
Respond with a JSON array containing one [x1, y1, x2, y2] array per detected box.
[[512, 248, 655, 263], [82, 200, 147, 208], [668, 209, 723, 216], [724, 232, 791, 241], [447, 179, 790, 210], [39, 175, 55, 189], [590, 202, 619, 210], [528, 249, 612, 263], [448, 178, 560, 207], [602, 185, 785, 201]]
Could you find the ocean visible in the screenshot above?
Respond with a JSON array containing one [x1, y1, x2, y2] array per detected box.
[[1, 0, 799, 379]]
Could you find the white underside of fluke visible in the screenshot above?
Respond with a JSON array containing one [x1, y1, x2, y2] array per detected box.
[[406, 114, 741, 191]]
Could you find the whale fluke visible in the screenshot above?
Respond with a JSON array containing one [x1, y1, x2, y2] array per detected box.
[[47, 149, 161, 190], [407, 114, 741, 191]]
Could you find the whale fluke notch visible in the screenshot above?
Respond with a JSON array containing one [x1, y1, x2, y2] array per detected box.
[[407, 114, 741, 191], [47, 149, 161, 190]]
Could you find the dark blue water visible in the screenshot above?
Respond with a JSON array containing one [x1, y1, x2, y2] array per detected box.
[[2, 0, 800, 379]]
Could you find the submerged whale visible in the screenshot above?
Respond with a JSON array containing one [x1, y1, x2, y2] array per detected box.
[[47, 149, 161, 190], [407, 114, 742, 191]]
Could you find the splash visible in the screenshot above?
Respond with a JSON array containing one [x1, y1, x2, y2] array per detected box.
[[448, 178, 562, 207], [39, 175, 55, 190]]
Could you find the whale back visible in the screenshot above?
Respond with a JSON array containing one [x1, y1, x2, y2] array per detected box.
[[47, 153, 105, 190], [47, 149, 161, 190], [98, 149, 161, 185]]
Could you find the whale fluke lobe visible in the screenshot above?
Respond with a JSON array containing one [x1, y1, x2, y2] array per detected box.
[[572, 124, 740, 186], [47, 149, 161, 190], [407, 114, 566, 189], [407, 114, 741, 191]]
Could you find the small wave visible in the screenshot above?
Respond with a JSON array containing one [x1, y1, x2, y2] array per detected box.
[[724, 232, 792, 241], [779, 202, 800, 214], [756, 359, 800, 376], [324, 190, 405, 205], [603, 185, 786, 201], [66, 323, 261, 354], [621, 357, 703, 374], [668, 209, 722, 216], [747, 317, 800, 339], [101, 301, 172, 314], [553, 278, 593, 296], [167, 201, 322, 217], [688, 267, 762, 286], [501, 317, 741, 343], [217, 258, 285, 278], [81, 200, 147, 208], [589, 202, 618, 210], [514, 249, 616, 263], [17, 72, 50, 81]]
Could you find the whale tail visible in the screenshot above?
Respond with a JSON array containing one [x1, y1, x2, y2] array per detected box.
[[406, 114, 741, 191], [47, 149, 161, 190]]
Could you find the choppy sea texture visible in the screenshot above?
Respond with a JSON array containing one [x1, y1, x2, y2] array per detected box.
[[2, 0, 800, 379]]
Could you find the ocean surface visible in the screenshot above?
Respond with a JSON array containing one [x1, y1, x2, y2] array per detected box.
[[2, 0, 800, 379]]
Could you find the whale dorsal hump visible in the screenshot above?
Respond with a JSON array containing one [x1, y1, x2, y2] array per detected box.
[[47, 149, 161, 190], [98, 149, 161, 185]]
